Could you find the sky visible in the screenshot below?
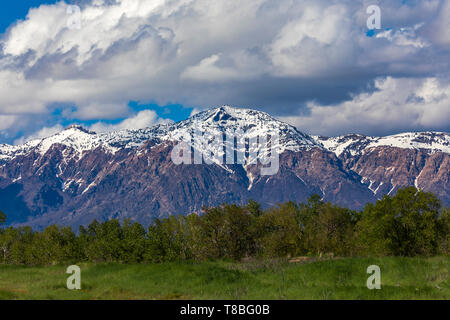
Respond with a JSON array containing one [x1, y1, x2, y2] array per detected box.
[[0, 0, 449, 144]]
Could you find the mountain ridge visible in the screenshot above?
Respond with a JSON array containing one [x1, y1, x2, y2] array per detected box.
[[2, 106, 448, 161], [0, 106, 448, 229], [315, 131, 450, 156]]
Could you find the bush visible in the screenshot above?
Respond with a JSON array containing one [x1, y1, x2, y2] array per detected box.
[[356, 187, 442, 256], [437, 208, 450, 255], [256, 202, 302, 258], [0, 209, 6, 225], [0, 187, 448, 266]]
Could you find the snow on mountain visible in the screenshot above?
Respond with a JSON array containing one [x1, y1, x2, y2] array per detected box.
[[0, 125, 157, 162], [315, 132, 450, 156], [367, 132, 450, 153], [314, 134, 372, 157], [1, 106, 449, 228], [166, 106, 320, 166], [0, 140, 40, 161], [2, 107, 448, 167], [0, 106, 321, 164]]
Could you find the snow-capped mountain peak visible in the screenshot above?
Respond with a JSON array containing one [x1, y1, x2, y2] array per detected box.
[[173, 106, 319, 147], [316, 131, 450, 156], [64, 124, 96, 134], [194, 105, 275, 124], [1, 107, 449, 228], [0, 106, 320, 163], [2, 107, 448, 165]]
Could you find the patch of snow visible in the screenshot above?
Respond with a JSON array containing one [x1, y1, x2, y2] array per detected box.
[[388, 183, 396, 196], [374, 182, 384, 194], [367, 132, 450, 154], [0, 106, 323, 169], [316, 131, 450, 157], [414, 167, 425, 190]]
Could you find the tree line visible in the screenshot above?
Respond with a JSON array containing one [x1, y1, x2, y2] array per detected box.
[[0, 187, 448, 265]]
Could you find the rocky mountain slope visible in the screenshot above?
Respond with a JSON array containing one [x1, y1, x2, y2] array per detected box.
[[0, 106, 448, 228], [315, 132, 450, 204]]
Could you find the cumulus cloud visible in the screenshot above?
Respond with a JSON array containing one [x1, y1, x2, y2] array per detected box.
[[0, 115, 17, 131], [89, 109, 171, 132], [375, 24, 429, 48], [269, 4, 357, 77], [0, 0, 449, 142], [13, 124, 64, 145], [189, 107, 201, 117], [181, 52, 265, 82], [280, 77, 450, 136], [425, 0, 450, 46], [13, 110, 171, 144]]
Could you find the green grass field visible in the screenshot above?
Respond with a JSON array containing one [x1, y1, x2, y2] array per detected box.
[[0, 257, 448, 300]]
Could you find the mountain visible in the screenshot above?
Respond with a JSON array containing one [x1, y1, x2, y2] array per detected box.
[[315, 132, 450, 204], [0, 106, 448, 229]]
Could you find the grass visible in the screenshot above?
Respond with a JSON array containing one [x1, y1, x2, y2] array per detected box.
[[0, 256, 448, 300]]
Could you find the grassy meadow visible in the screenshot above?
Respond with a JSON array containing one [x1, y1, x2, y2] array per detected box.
[[0, 256, 448, 300]]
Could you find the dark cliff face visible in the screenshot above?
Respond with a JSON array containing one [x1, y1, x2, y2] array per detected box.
[[247, 150, 375, 209], [0, 107, 448, 229], [317, 132, 450, 206], [342, 147, 450, 204], [0, 141, 375, 229]]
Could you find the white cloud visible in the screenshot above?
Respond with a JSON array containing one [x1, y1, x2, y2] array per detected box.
[[425, 0, 450, 46], [13, 110, 171, 144], [375, 24, 429, 48], [182, 54, 246, 82], [0, 0, 449, 140], [189, 107, 201, 117], [269, 4, 356, 77], [280, 77, 450, 136], [70, 102, 129, 120], [13, 124, 64, 145], [89, 109, 171, 132], [0, 115, 17, 131]]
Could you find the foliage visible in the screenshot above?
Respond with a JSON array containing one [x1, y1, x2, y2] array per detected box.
[[356, 187, 443, 256], [0, 187, 448, 266], [0, 209, 6, 225]]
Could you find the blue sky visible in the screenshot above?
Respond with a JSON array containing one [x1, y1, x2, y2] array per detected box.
[[0, 1, 56, 34], [0, 0, 195, 144], [0, 0, 449, 144]]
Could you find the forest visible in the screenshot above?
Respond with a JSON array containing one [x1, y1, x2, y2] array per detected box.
[[0, 187, 448, 266]]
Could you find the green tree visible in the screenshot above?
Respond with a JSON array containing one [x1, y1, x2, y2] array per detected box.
[[28, 225, 63, 265], [246, 200, 263, 217], [197, 204, 255, 260], [146, 215, 192, 262], [437, 207, 450, 255], [302, 203, 357, 256], [357, 187, 442, 256], [0, 227, 33, 264], [84, 219, 124, 262], [256, 201, 302, 258], [220, 204, 255, 260], [0, 209, 6, 225], [121, 219, 147, 263]]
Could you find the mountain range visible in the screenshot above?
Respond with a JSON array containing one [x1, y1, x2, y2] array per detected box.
[[0, 106, 448, 229]]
